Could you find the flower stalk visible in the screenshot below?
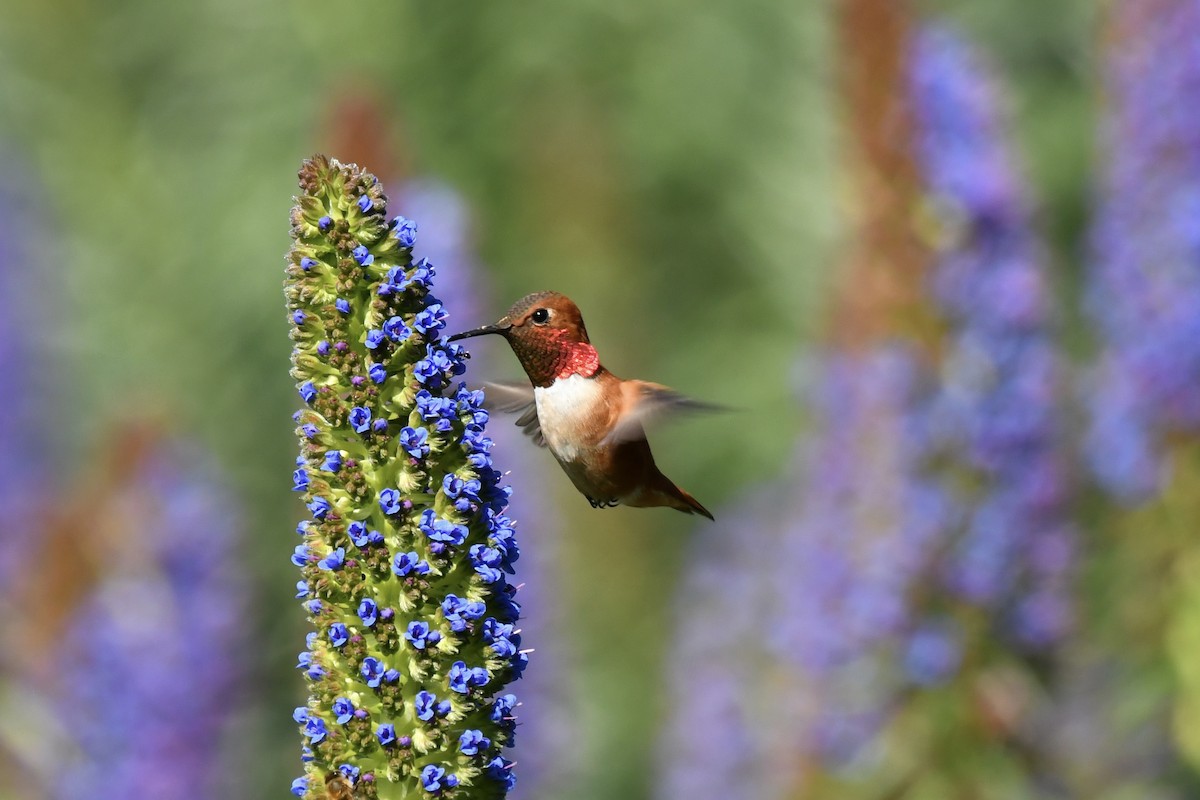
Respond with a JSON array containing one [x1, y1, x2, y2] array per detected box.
[[285, 155, 522, 799]]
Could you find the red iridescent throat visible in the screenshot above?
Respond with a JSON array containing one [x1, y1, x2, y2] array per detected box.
[[555, 341, 600, 380]]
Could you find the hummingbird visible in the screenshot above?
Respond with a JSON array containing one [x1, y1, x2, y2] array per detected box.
[[448, 291, 715, 520]]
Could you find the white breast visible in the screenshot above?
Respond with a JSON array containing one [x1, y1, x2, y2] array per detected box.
[[534, 374, 605, 462]]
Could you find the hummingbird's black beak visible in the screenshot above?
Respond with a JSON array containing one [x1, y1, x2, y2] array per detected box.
[[447, 322, 511, 342]]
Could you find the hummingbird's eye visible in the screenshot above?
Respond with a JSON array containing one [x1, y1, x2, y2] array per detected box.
[[530, 308, 550, 324]]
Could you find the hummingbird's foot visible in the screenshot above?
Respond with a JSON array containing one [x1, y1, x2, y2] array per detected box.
[[586, 496, 620, 509]]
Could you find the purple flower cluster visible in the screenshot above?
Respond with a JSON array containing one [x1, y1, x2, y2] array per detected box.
[[50, 438, 246, 799], [286, 157, 522, 798], [658, 24, 1075, 792], [1084, 1, 1200, 501], [912, 25, 1074, 647]]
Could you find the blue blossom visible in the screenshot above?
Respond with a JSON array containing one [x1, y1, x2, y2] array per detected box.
[[292, 309, 306, 325], [348, 406, 372, 433], [377, 723, 397, 747], [300, 257, 318, 270], [299, 381, 316, 403], [405, 620, 433, 649], [448, 660, 489, 694], [322, 450, 342, 472], [291, 777, 309, 796], [295, 580, 309, 599], [316, 340, 330, 356], [348, 520, 369, 547], [318, 215, 331, 230], [414, 303, 447, 334], [328, 623, 349, 648], [318, 547, 345, 571], [415, 690, 437, 721], [357, 598, 378, 626], [393, 551, 428, 577], [384, 315, 410, 341], [361, 657, 385, 688], [392, 215, 417, 246], [459, 729, 491, 756], [421, 764, 446, 793], [352, 244, 374, 266], [333, 697, 355, 724], [301, 423, 319, 439], [292, 468, 309, 491], [379, 488, 402, 515], [368, 362, 387, 384], [399, 426, 430, 458], [365, 329, 386, 350], [336, 298, 351, 314], [357, 194, 372, 212], [304, 716, 328, 744], [306, 496, 331, 520]]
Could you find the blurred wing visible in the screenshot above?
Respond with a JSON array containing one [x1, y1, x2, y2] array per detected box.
[[482, 380, 547, 448], [602, 380, 725, 445]]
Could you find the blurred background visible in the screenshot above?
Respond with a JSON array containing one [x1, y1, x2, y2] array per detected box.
[[3, 0, 1200, 798]]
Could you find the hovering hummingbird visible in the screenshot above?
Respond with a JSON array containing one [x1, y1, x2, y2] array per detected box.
[[448, 291, 715, 520]]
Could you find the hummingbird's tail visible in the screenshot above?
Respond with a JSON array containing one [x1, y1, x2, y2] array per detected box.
[[648, 471, 714, 521]]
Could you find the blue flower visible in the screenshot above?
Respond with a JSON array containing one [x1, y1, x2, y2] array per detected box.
[[368, 362, 387, 384], [377, 723, 397, 747], [352, 244, 374, 266], [292, 309, 306, 325], [336, 298, 351, 314], [295, 580, 309, 599], [405, 621, 432, 649], [408, 257, 435, 289], [348, 406, 372, 434], [357, 598, 378, 626], [379, 488, 402, 515], [448, 660, 490, 694], [328, 623, 349, 648], [318, 547, 345, 571], [421, 764, 446, 792], [292, 468, 309, 491], [414, 303, 447, 335], [361, 657, 385, 688], [299, 381, 316, 403], [316, 340, 331, 356], [357, 194, 372, 212], [290, 777, 309, 796], [300, 256, 318, 271], [384, 315, 411, 341], [459, 728, 490, 756], [393, 551, 426, 577], [392, 216, 417, 247], [414, 690, 437, 721], [372, 418, 388, 434], [333, 696, 355, 724], [292, 706, 309, 724], [322, 450, 342, 472], [365, 329, 386, 350], [399, 426, 429, 459], [337, 764, 360, 782], [303, 715, 328, 744], [306, 497, 331, 520], [348, 521, 369, 547], [318, 215, 332, 230], [301, 423, 319, 439], [491, 694, 517, 724]]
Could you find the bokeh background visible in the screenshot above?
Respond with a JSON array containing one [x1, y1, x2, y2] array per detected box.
[[3, 0, 1200, 798]]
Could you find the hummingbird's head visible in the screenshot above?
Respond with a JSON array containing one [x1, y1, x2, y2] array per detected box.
[[448, 291, 599, 386]]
